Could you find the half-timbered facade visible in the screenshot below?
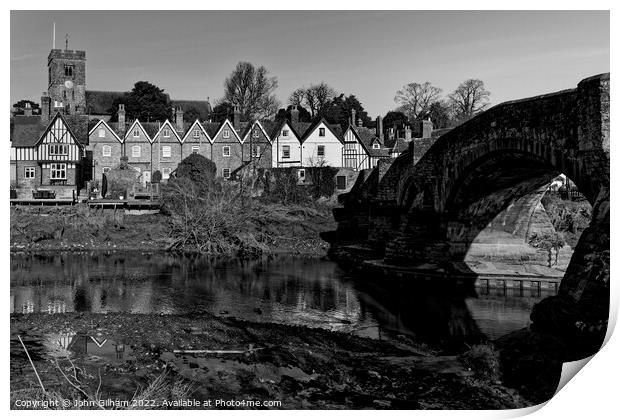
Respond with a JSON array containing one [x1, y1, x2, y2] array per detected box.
[[11, 113, 87, 191], [342, 123, 390, 170]]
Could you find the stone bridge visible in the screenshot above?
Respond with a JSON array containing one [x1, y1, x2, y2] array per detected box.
[[326, 74, 609, 332]]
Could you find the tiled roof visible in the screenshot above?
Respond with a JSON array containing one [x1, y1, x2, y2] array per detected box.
[[237, 122, 251, 139], [290, 120, 312, 139], [172, 100, 213, 118], [350, 125, 390, 157], [261, 120, 277, 141], [391, 138, 410, 154], [141, 122, 161, 139], [11, 116, 48, 147], [11, 113, 89, 147], [203, 122, 221, 138], [86, 90, 213, 118], [86, 90, 126, 115]]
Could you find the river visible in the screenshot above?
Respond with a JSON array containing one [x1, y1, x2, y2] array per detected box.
[[10, 252, 556, 350]]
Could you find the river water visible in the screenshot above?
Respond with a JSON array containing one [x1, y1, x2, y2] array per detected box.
[[10, 252, 555, 348]]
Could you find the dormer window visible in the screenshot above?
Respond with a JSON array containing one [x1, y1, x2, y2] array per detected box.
[[319, 128, 326, 137], [193, 129, 200, 139], [163, 129, 171, 138], [282, 129, 289, 137], [98, 128, 105, 138], [133, 129, 140, 138], [372, 143, 380, 149], [253, 129, 259, 138], [223, 129, 230, 139]]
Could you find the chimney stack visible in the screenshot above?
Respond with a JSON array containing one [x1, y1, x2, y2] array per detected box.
[[291, 105, 299, 124], [376, 116, 383, 140], [118, 104, 126, 136], [351, 108, 356, 127], [421, 119, 433, 138], [233, 104, 241, 130], [405, 125, 412, 142], [41, 93, 50, 122], [357, 118, 362, 127], [23, 102, 33, 117], [175, 106, 184, 132]]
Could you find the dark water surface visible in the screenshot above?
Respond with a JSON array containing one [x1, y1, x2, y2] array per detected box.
[[10, 252, 555, 346]]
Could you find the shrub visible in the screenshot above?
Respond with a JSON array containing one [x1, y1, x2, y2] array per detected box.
[[263, 168, 309, 204], [306, 166, 339, 199], [528, 232, 566, 267], [459, 344, 501, 383], [152, 170, 162, 184], [175, 154, 217, 189]]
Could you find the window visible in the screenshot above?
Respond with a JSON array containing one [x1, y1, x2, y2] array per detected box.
[[252, 145, 261, 158], [162, 168, 171, 180], [163, 129, 171, 138], [193, 130, 200, 139], [222, 168, 231, 179], [132, 145, 141, 158], [133, 129, 140, 137], [222, 146, 231, 157], [24, 167, 35, 179], [282, 130, 289, 137], [64, 65, 74, 77], [50, 163, 67, 180], [54, 100, 63, 108], [102, 145, 112, 157], [372, 143, 380, 149], [319, 128, 325, 137], [102, 167, 111, 174], [49, 144, 68, 155], [298, 169, 305, 181], [223, 129, 230, 139], [282, 145, 290, 159], [192, 146, 200, 154], [336, 175, 347, 190], [98, 128, 105, 138], [253, 129, 259, 138], [162, 146, 172, 158], [317, 145, 325, 157]]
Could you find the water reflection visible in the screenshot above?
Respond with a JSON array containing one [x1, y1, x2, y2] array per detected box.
[[10, 252, 555, 347]]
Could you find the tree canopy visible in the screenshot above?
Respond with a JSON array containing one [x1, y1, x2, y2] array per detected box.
[[322, 94, 372, 129], [12, 100, 41, 116], [288, 82, 337, 119], [109, 81, 173, 122], [223, 62, 280, 120], [394, 82, 442, 121], [175, 153, 217, 191], [274, 105, 312, 124], [448, 79, 491, 121]]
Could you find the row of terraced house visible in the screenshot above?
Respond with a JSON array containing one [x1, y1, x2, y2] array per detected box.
[[10, 46, 438, 199]]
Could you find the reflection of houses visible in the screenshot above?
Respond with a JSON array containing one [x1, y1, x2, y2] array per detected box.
[[51, 333, 130, 361]]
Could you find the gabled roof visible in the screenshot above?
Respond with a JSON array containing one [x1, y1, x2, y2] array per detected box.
[[391, 138, 410, 154], [11, 113, 88, 148], [240, 120, 272, 144], [88, 119, 123, 143], [261, 120, 277, 141], [124, 120, 154, 142], [212, 119, 242, 142], [182, 120, 212, 143], [172, 99, 213, 118], [300, 117, 344, 144], [152, 120, 183, 142], [346, 125, 390, 158]]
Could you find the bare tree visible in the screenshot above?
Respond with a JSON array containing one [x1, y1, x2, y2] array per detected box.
[[223, 62, 281, 120], [394, 82, 442, 121], [289, 82, 337, 118], [448, 79, 491, 121], [288, 88, 306, 107]]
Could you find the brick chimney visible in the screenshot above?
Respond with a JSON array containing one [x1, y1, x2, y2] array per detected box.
[[23, 102, 33, 117], [175, 106, 184, 132], [291, 105, 299, 124], [41, 93, 50, 122], [233, 105, 241, 130], [376, 116, 383, 141], [421, 119, 433, 138], [357, 118, 362, 127], [118, 104, 126, 136], [351, 108, 356, 127], [405, 125, 412, 142]]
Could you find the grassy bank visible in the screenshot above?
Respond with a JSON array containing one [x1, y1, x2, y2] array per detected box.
[[9, 200, 336, 257]]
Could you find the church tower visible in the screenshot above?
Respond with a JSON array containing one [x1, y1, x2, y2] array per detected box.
[[46, 37, 86, 116]]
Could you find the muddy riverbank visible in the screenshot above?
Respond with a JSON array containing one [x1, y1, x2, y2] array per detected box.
[[10, 204, 336, 256], [11, 312, 531, 410]]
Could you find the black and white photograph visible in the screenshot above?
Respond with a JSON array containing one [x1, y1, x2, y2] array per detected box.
[[7, 5, 613, 413]]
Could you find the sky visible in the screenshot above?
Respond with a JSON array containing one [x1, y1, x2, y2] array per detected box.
[[10, 10, 609, 117]]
